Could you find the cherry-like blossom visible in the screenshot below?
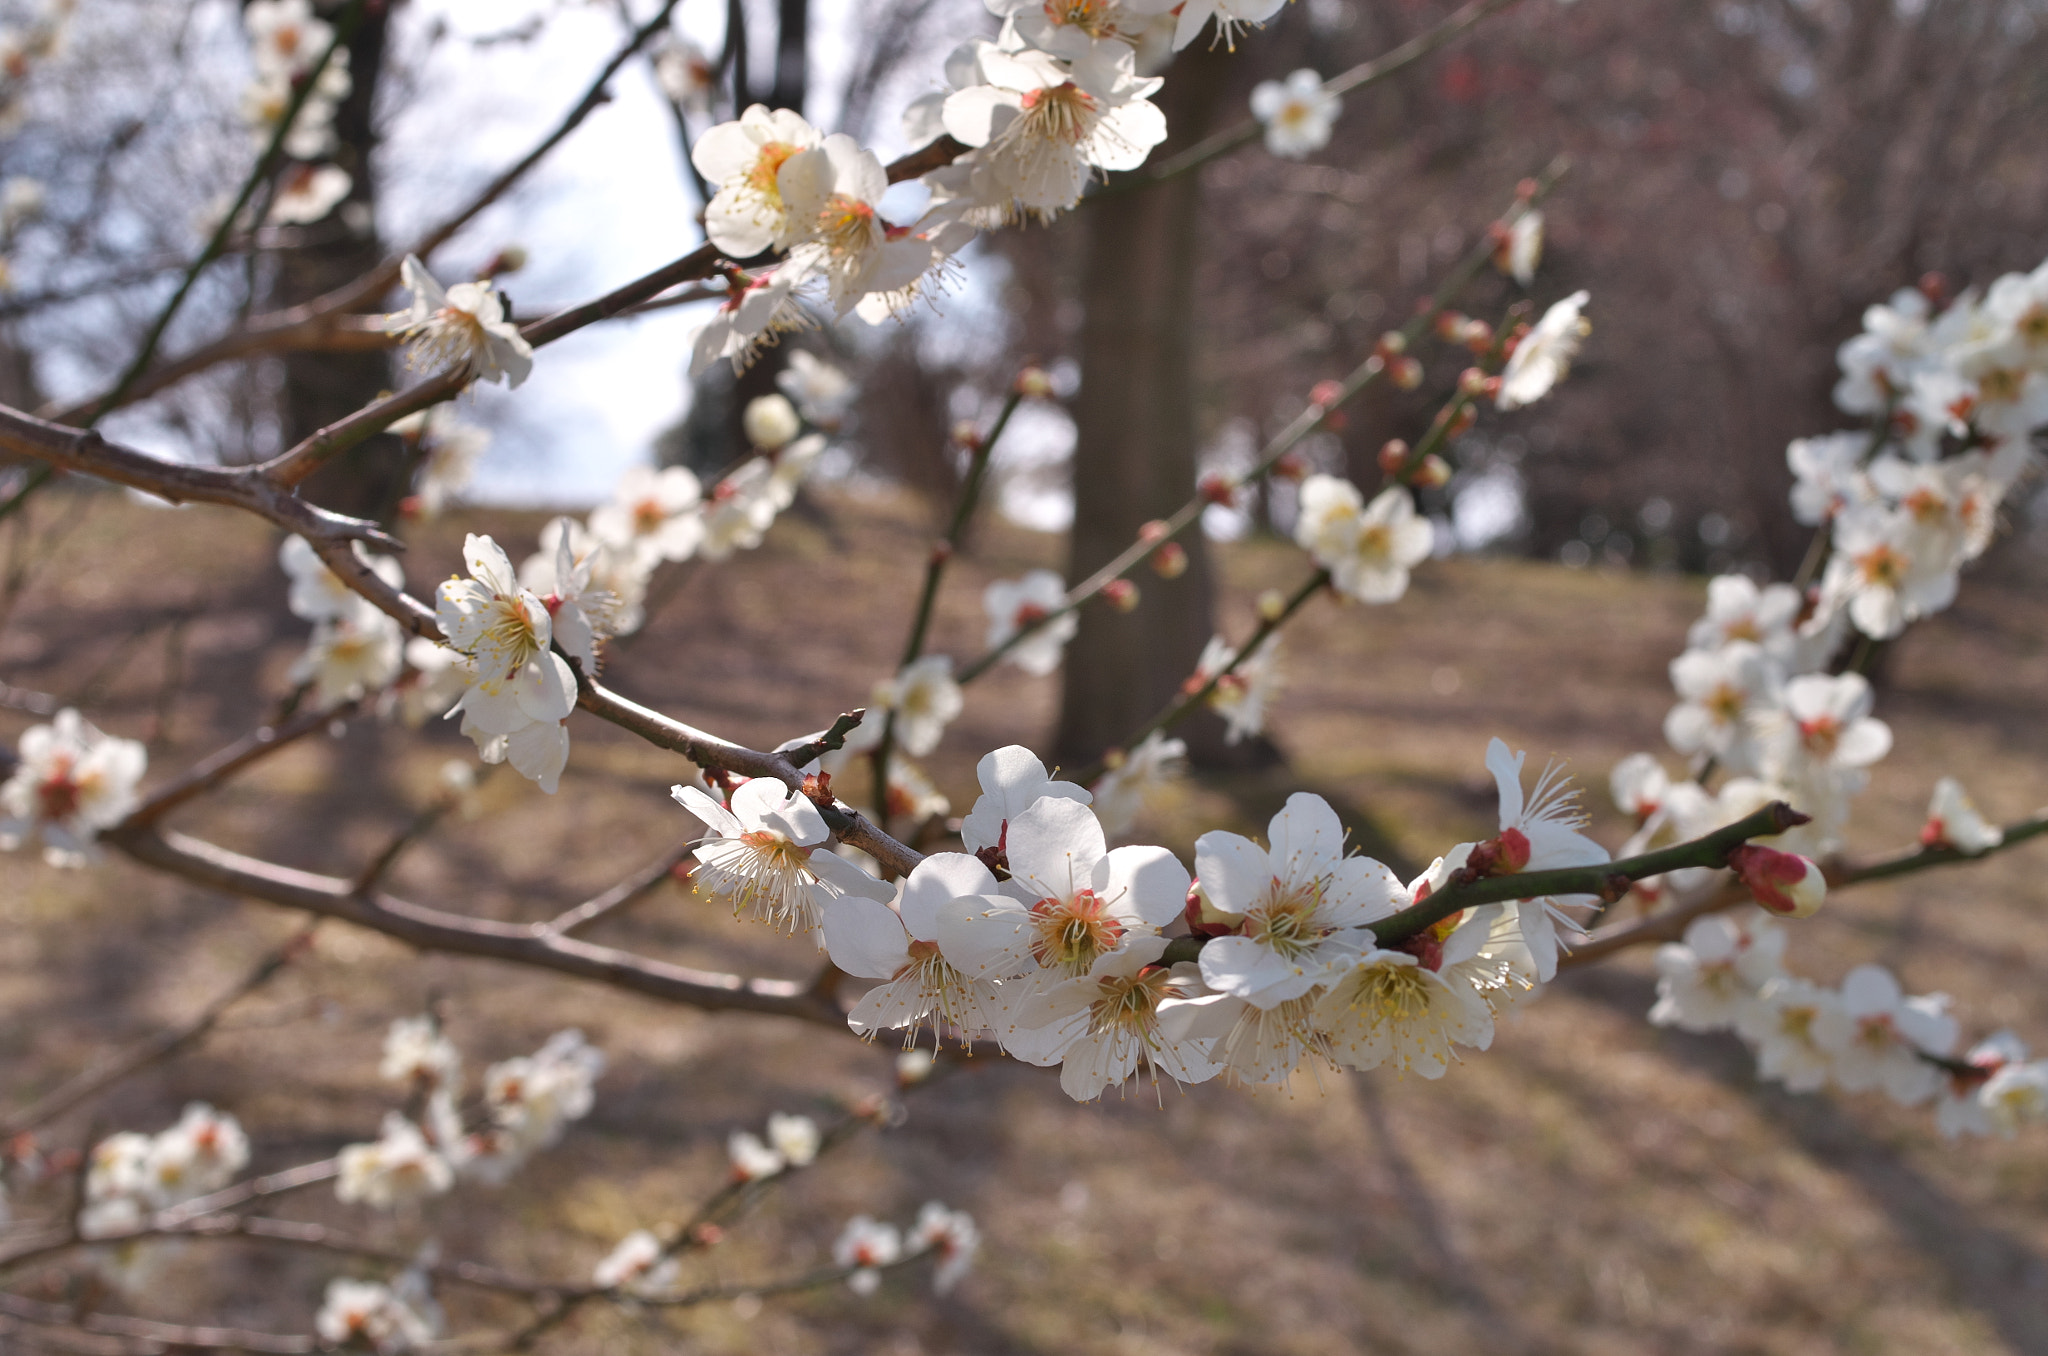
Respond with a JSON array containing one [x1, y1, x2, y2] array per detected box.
[[984, 568, 1077, 675], [693, 105, 826, 256], [1813, 963, 1958, 1106], [1471, 738, 1610, 982], [1663, 639, 1779, 773], [1013, 939, 1221, 1099], [1922, 776, 2003, 854], [1314, 912, 1503, 1078], [1686, 573, 1803, 665], [1194, 792, 1400, 1008], [588, 465, 704, 566], [594, 1230, 680, 1296], [1648, 911, 1786, 1033], [823, 852, 1009, 1044], [910, 1201, 980, 1294], [291, 595, 403, 709], [872, 654, 963, 757], [834, 1216, 903, 1295], [1496, 289, 1590, 410], [279, 533, 404, 622], [315, 1278, 437, 1354], [380, 1016, 460, 1091], [384, 255, 532, 388], [0, 708, 146, 866], [1735, 976, 1842, 1093], [674, 776, 893, 938], [959, 744, 1091, 865], [1193, 632, 1282, 744], [436, 534, 577, 783], [1292, 476, 1432, 603], [1090, 730, 1187, 840], [1249, 69, 1338, 159], [777, 349, 856, 428], [336, 1113, 454, 1209], [780, 134, 941, 317]]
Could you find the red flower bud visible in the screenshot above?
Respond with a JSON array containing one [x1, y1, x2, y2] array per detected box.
[[1197, 472, 1237, 506], [1377, 438, 1411, 475], [1150, 541, 1189, 579], [1728, 845, 1826, 918], [1102, 578, 1140, 612], [1308, 378, 1345, 407]]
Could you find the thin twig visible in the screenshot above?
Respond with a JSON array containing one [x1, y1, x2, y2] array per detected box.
[[539, 840, 694, 937]]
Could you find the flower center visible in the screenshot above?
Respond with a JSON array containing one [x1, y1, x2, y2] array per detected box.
[[1029, 888, 1126, 974], [1797, 715, 1841, 757], [479, 596, 543, 679], [1977, 367, 2023, 403], [745, 141, 804, 202], [36, 757, 81, 822], [1707, 682, 1747, 724], [1045, 0, 1120, 37], [1856, 543, 1907, 589], [1250, 882, 1325, 959], [1088, 965, 1174, 1032], [1777, 1004, 1817, 1041], [816, 193, 878, 257], [1014, 601, 1050, 628], [1018, 82, 1097, 146], [1338, 958, 1433, 1025], [1902, 487, 1948, 523], [633, 497, 667, 533], [739, 828, 813, 872]]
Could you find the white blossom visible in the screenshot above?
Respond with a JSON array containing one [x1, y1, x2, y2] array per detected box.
[[910, 1201, 980, 1293], [336, 1114, 454, 1209], [290, 595, 403, 709], [1922, 776, 2002, 854], [872, 654, 963, 757], [1249, 69, 1338, 159], [1192, 632, 1282, 745], [984, 568, 1077, 675], [315, 1278, 436, 1354], [384, 255, 533, 388], [823, 852, 1009, 1044], [279, 533, 404, 623], [380, 1016, 461, 1091], [1496, 290, 1590, 410], [1813, 964, 1957, 1107], [776, 350, 856, 427], [959, 743, 1091, 861], [674, 776, 893, 938], [1090, 730, 1187, 840], [1292, 477, 1432, 603], [593, 1230, 680, 1297], [692, 104, 826, 257], [1648, 911, 1786, 1033], [0, 708, 146, 866], [589, 464, 705, 566], [834, 1215, 902, 1295]]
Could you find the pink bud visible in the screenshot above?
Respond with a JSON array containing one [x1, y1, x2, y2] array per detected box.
[[1728, 845, 1826, 919], [1102, 578, 1140, 612], [1150, 541, 1189, 579]]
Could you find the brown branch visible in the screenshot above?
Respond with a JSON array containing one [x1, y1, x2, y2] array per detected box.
[[0, 1295, 313, 1356], [120, 703, 358, 830], [1830, 809, 2048, 886], [540, 841, 693, 937], [0, 927, 314, 1140], [101, 825, 842, 1024]]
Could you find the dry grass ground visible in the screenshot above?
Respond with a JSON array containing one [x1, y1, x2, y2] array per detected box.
[[2, 482, 2045, 1355]]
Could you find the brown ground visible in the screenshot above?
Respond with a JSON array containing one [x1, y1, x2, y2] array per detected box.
[[2, 482, 2046, 1355]]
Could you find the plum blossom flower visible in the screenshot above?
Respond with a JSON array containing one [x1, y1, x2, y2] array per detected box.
[[1814, 963, 1957, 1106], [689, 264, 817, 377], [1755, 672, 1891, 808], [1609, 752, 1672, 822], [1165, 0, 1288, 50], [1090, 730, 1186, 841], [144, 1104, 250, 1203], [594, 1230, 680, 1296], [1496, 290, 1590, 410], [653, 34, 716, 117], [693, 105, 826, 257], [1314, 911, 1503, 1078], [1934, 1031, 2029, 1138], [767, 1112, 820, 1166], [779, 134, 941, 317], [384, 255, 532, 388], [315, 1278, 437, 1354], [872, 655, 963, 757], [959, 744, 1091, 864], [1922, 776, 2003, 853], [1471, 738, 1610, 982], [1249, 69, 1339, 159], [589, 465, 705, 567], [984, 568, 1077, 675], [1194, 793, 1401, 1008], [0, 709, 146, 866], [777, 349, 855, 427], [1663, 639, 1779, 773], [400, 413, 489, 519], [267, 161, 350, 224], [337, 1114, 454, 1209], [1498, 209, 1543, 285], [1013, 939, 1222, 1099], [728, 1130, 786, 1181], [290, 595, 404, 709], [674, 777, 893, 938], [834, 1216, 903, 1295], [1648, 911, 1786, 1033], [438, 536, 576, 793], [911, 1201, 979, 1294], [823, 852, 1010, 1044], [937, 797, 1188, 1056], [279, 533, 404, 623], [1736, 976, 1842, 1093], [380, 1016, 460, 1091], [1813, 505, 1957, 639], [1292, 477, 1432, 603], [1979, 1061, 2048, 1137], [941, 44, 1167, 221], [521, 516, 648, 643], [1193, 632, 1282, 744], [464, 1030, 605, 1180], [1687, 574, 1804, 666], [1786, 431, 1874, 526]]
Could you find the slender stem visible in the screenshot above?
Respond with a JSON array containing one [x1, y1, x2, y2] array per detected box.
[[88, 1, 366, 426], [954, 159, 1568, 685], [1832, 809, 2048, 886], [1072, 568, 1327, 786], [119, 701, 359, 830], [872, 389, 1025, 824]]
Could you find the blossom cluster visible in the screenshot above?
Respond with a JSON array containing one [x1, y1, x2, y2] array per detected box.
[[238, 0, 356, 225], [1796, 260, 2047, 641], [1651, 911, 2048, 1138], [336, 1020, 603, 1206], [81, 1103, 250, 1238]]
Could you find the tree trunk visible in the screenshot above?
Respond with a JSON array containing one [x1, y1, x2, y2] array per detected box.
[[1055, 41, 1264, 770]]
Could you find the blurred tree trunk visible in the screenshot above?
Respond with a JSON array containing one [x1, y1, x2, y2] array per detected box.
[[1055, 41, 1265, 770], [282, 6, 400, 522]]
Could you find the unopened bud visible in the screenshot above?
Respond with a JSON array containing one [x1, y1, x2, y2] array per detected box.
[[1150, 541, 1189, 579], [1014, 366, 1054, 398], [1411, 453, 1452, 489], [1462, 319, 1495, 352], [1516, 177, 1539, 201], [1457, 367, 1489, 398], [481, 245, 528, 278], [1377, 439, 1411, 475], [1272, 450, 1309, 481], [396, 493, 424, 520], [1137, 519, 1172, 545], [1376, 330, 1407, 357], [1102, 578, 1140, 611], [743, 393, 801, 451], [951, 419, 982, 450], [1197, 472, 1237, 506], [691, 1223, 726, 1247], [1728, 845, 1826, 919], [1468, 828, 1532, 877], [1447, 406, 1477, 437], [1256, 588, 1288, 621], [896, 1048, 936, 1086], [1391, 356, 1423, 390], [1433, 311, 1467, 341]]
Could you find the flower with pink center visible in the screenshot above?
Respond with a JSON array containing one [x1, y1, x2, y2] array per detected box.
[[588, 465, 704, 566], [1192, 632, 1282, 745], [983, 569, 1077, 675], [936, 795, 1187, 1053], [1013, 939, 1223, 1100], [779, 134, 940, 318], [1921, 775, 2003, 854], [1156, 987, 1332, 1088], [0, 708, 147, 866], [1663, 639, 1779, 774], [910, 1201, 979, 1294], [674, 777, 893, 939], [1736, 976, 1842, 1093], [1813, 963, 1957, 1106], [821, 852, 1009, 1045], [1686, 573, 1804, 666], [1757, 672, 1891, 799], [1786, 431, 1873, 527], [1470, 737, 1610, 982], [1934, 1031, 2028, 1138], [1813, 505, 1957, 639], [689, 262, 818, 377], [691, 104, 825, 257], [834, 1216, 903, 1295], [1194, 793, 1401, 1008]]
